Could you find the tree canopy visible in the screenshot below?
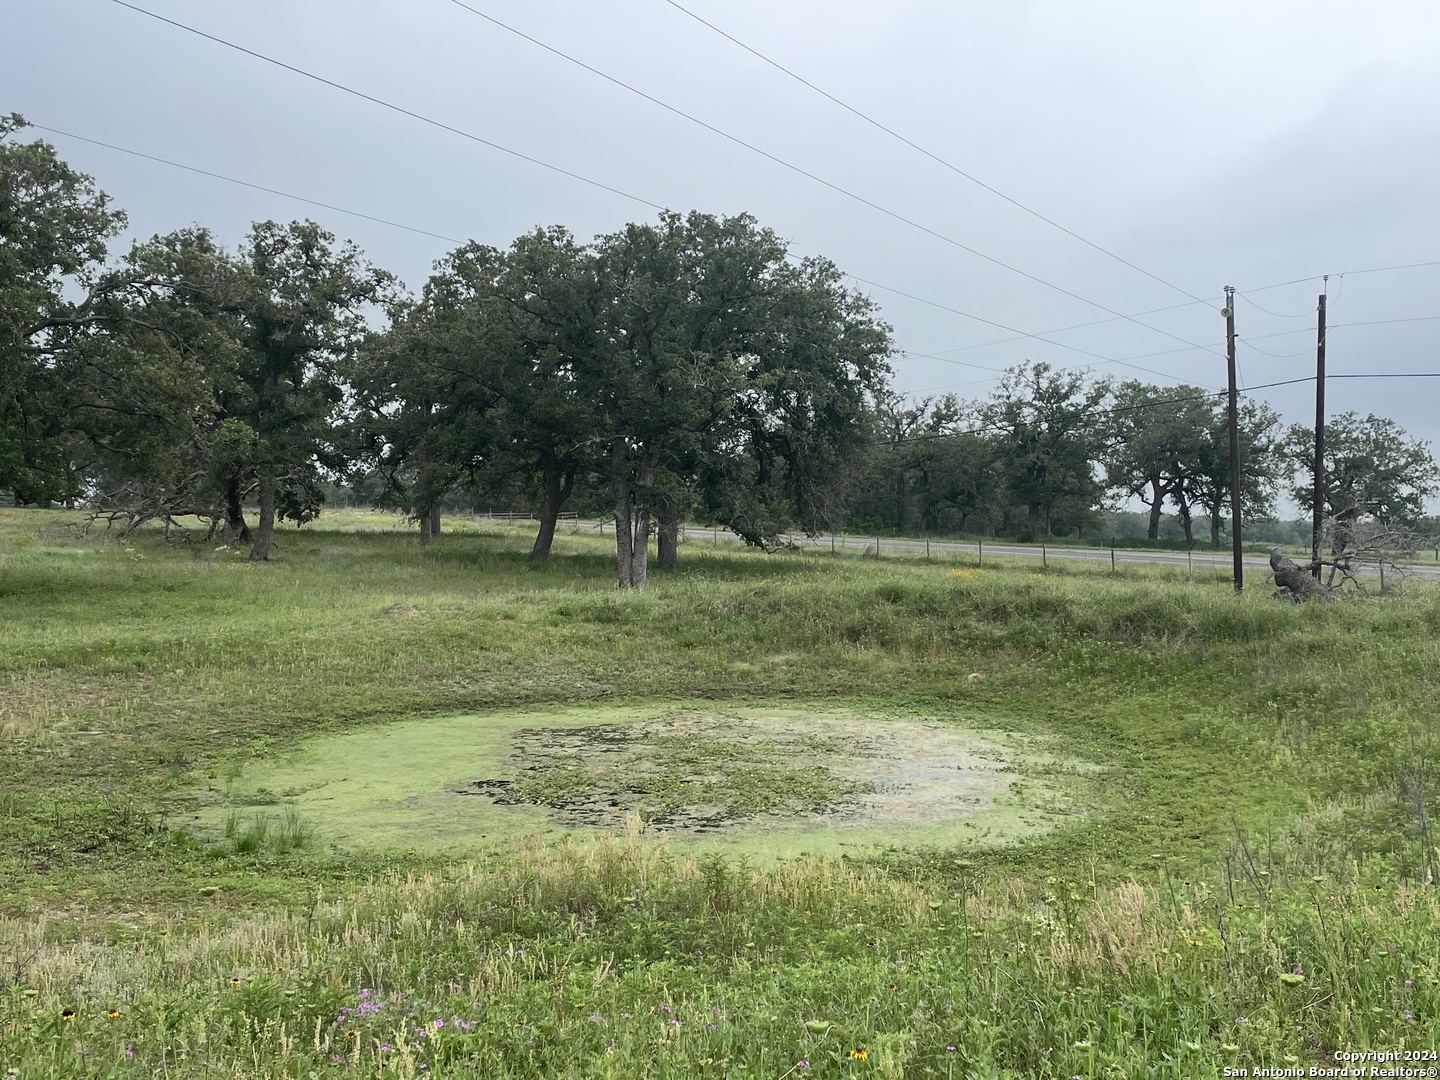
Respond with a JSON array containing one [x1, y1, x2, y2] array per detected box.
[[5, 123, 1437, 585]]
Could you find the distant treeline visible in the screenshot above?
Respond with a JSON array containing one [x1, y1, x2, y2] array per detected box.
[[5, 115, 1437, 584]]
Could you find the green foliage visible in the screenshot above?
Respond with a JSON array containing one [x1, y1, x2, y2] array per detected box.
[[0, 114, 127, 504], [979, 362, 1111, 540], [1286, 410, 1440, 528], [1103, 380, 1220, 541]]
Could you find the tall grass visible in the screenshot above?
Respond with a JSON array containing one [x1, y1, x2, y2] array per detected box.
[[2, 833, 1435, 1076], [2, 509, 1439, 1074]]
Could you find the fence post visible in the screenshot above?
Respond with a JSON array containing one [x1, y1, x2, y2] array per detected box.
[[978, 537, 983, 568], [876, 535, 881, 559], [1042, 542, 1047, 569], [1111, 540, 1116, 573]]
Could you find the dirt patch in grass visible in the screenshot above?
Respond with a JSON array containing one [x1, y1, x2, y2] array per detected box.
[[460, 711, 1013, 836]]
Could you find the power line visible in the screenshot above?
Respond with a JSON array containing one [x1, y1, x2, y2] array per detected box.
[[30, 130, 1255, 415], [438, 0, 1222, 359], [31, 124, 469, 245], [1238, 337, 1311, 359], [1331, 372, 1440, 379], [1334, 314, 1440, 329], [843, 272, 1208, 382], [901, 339, 1220, 383], [900, 305, 1440, 393], [908, 290, 1440, 393], [35, 120, 1193, 380], [1238, 292, 1315, 319], [1340, 260, 1440, 279], [663, 1, 1440, 320], [110, 1, 1223, 374], [42, 107, 1439, 401], [917, 296, 1222, 358], [109, 0, 668, 213], [912, 375, 1009, 394], [112, 3, 1440, 389], [1242, 260, 1440, 297], [662, 0, 1212, 308], [1237, 315, 1440, 346]]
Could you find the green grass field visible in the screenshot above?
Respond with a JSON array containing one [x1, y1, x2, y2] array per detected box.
[[2, 508, 1438, 1077]]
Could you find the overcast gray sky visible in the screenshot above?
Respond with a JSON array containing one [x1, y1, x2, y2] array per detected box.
[[8, 0, 1440, 509]]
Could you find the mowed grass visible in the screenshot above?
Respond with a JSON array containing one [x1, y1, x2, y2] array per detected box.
[[1, 507, 1439, 1076]]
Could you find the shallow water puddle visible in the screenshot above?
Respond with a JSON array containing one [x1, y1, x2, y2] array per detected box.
[[195, 705, 1098, 858]]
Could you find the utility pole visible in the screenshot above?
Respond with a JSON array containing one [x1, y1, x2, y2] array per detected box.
[[1224, 285, 1243, 593], [1311, 281, 1327, 577]]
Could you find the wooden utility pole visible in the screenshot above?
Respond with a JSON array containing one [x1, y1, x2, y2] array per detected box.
[[1224, 285, 1243, 593], [1311, 282, 1327, 577]]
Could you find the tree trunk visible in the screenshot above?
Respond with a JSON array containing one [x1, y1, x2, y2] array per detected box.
[[1270, 547, 1335, 602], [1178, 498, 1194, 544], [224, 475, 251, 543], [248, 474, 276, 562], [629, 504, 651, 588], [530, 466, 576, 562], [1146, 479, 1164, 540], [612, 439, 635, 588], [612, 438, 659, 589], [415, 430, 441, 547], [1209, 489, 1222, 549], [657, 494, 679, 570], [1027, 501, 1042, 541]]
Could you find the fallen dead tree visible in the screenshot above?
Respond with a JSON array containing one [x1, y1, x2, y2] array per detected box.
[[1271, 517, 1424, 601], [1270, 547, 1337, 602]]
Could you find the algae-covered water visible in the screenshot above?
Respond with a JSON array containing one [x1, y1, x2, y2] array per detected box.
[[193, 704, 1102, 858]]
